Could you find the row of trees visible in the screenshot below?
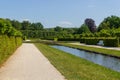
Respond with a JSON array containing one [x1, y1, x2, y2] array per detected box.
[[1, 15, 120, 39], [6, 19, 44, 30], [79, 15, 120, 37]]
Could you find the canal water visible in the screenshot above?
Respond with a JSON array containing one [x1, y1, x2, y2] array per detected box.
[[51, 45, 120, 72]]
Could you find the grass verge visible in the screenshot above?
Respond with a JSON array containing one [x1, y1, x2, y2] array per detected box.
[[35, 43, 120, 80], [59, 43, 120, 58]]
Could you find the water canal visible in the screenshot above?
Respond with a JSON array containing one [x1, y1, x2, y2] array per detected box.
[[51, 45, 120, 72]]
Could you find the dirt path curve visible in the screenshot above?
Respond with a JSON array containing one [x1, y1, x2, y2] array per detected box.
[[0, 43, 65, 80]]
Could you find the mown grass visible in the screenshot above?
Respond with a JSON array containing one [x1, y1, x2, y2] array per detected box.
[[35, 43, 120, 80], [59, 43, 120, 58]]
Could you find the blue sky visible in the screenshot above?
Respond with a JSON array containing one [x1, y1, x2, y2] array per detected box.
[[0, 0, 120, 28]]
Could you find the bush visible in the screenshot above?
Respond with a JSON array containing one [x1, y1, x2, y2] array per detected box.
[[58, 38, 79, 41], [85, 38, 99, 45], [103, 38, 119, 47], [80, 37, 119, 47], [80, 38, 86, 43], [80, 37, 99, 45], [54, 38, 58, 41], [0, 35, 22, 64]]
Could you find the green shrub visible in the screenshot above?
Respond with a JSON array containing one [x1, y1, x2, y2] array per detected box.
[[85, 38, 99, 45], [80, 37, 119, 47], [103, 38, 119, 47], [54, 38, 58, 41], [0, 35, 22, 65], [15, 37, 22, 47], [80, 37, 99, 45], [80, 38, 86, 43], [58, 38, 79, 41]]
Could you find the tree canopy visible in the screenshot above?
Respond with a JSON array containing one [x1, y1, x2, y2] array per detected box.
[[85, 18, 97, 33], [98, 15, 120, 31], [77, 24, 91, 34], [0, 18, 22, 36]]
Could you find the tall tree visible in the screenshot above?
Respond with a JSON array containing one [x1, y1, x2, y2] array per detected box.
[[21, 21, 31, 30], [0, 18, 22, 36], [54, 26, 63, 32], [29, 22, 44, 30], [77, 24, 91, 34], [34, 22, 44, 30], [11, 20, 22, 30], [98, 15, 120, 31], [85, 18, 97, 33]]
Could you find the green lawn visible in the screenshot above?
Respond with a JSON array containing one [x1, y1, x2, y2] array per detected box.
[[59, 43, 120, 58], [35, 43, 120, 80]]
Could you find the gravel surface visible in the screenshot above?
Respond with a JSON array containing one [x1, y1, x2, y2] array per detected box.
[[0, 43, 65, 80], [70, 42, 120, 51]]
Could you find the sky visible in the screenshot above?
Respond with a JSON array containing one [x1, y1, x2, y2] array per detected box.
[[0, 0, 120, 28]]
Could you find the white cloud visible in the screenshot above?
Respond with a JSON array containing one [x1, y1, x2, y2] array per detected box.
[[58, 21, 74, 27]]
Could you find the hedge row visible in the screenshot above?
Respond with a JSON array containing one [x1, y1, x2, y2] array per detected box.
[[0, 35, 22, 64], [80, 38, 100, 45], [58, 38, 80, 41], [104, 38, 119, 47], [80, 37, 119, 47]]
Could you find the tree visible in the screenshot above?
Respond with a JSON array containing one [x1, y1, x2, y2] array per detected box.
[[30, 22, 44, 30], [97, 22, 110, 31], [11, 20, 22, 30], [21, 21, 31, 30], [54, 26, 63, 32], [99, 29, 111, 37], [0, 18, 13, 35], [77, 24, 91, 34], [98, 15, 120, 31], [35, 22, 44, 30], [85, 18, 97, 33], [0, 18, 22, 36]]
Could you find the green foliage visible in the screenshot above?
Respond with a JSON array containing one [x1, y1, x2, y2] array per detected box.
[[77, 24, 91, 34], [80, 37, 99, 45], [98, 15, 120, 31], [21, 21, 31, 30], [11, 20, 22, 30], [54, 38, 58, 41], [99, 29, 111, 37], [0, 35, 22, 64], [0, 18, 22, 37], [80, 37, 119, 47], [54, 26, 63, 32], [0, 18, 12, 34], [57, 34, 80, 41], [15, 37, 22, 47], [29, 22, 44, 30], [104, 38, 119, 47], [0, 18, 22, 65], [85, 38, 99, 45]]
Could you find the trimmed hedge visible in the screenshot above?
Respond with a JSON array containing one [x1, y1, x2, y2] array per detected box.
[[80, 37, 99, 45], [58, 38, 80, 41], [104, 38, 119, 47], [0, 35, 22, 65], [85, 38, 99, 45], [80, 37, 119, 47]]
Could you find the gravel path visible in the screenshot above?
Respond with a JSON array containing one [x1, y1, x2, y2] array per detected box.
[[70, 42, 120, 51], [0, 43, 65, 80]]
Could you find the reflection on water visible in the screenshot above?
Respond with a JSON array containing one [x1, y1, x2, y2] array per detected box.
[[51, 45, 120, 72]]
